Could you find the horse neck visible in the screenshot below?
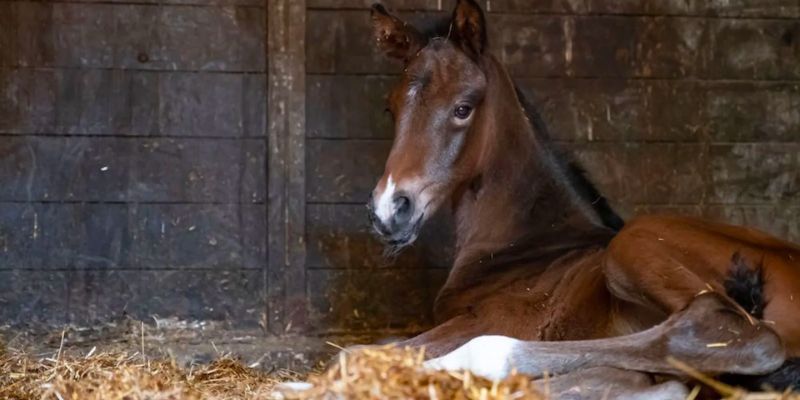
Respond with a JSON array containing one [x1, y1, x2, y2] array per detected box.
[[451, 56, 608, 271]]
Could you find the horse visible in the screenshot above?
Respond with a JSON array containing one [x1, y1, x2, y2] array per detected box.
[[365, 0, 800, 396]]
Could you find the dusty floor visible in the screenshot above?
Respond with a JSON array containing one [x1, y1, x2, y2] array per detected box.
[[0, 318, 384, 373]]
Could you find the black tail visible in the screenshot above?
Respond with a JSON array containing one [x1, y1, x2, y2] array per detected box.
[[727, 359, 800, 392], [722, 252, 800, 392], [724, 252, 766, 319]]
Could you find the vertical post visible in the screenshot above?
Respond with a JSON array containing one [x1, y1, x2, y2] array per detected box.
[[267, 0, 307, 335]]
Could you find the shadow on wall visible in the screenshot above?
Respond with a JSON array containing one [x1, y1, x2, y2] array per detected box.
[[306, 208, 454, 337]]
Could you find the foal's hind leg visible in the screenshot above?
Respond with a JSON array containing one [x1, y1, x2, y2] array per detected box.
[[604, 216, 800, 357], [534, 367, 688, 400], [425, 293, 784, 380]]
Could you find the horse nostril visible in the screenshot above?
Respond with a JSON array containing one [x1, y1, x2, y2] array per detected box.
[[394, 195, 412, 219]]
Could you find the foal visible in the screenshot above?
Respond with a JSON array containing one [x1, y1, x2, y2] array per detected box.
[[366, 0, 800, 394]]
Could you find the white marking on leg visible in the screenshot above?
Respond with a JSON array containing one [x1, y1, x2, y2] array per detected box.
[[272, 381, 314, 399], [375, 174, 397, 222], [424, 335, 520, 381]]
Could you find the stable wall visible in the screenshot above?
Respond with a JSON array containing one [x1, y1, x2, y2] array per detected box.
[[0, 0, 798, 342]]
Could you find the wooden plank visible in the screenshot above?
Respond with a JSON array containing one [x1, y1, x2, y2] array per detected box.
[[0, 203, 266, 270], [12, 2, 55, 68], [702, 18, 800, 80], [308, 0, 443, 10], [54, 69, 125, 134], [0, 203, 132, 270], [307, 0, 800, 17], [0, 270, 68, 328], [268, 0, 307, 334], [307, 77, 798, 143], [69, 0, 264, 5], [66, 269, 265, 328], [709, 143, 800, 204], [243, 74, 269, 137], [518, 79, 654, 142], [52, 3, 116, 68], [703, 82, 800, 142], [0, 69, 267, 137], [632, 204, 705, 218], [306, 74, 394, 139], [0, 137, 266, 202], [487, 0, 800, 18], [306, 268, 447, 334], [8, 2, 265, 71], [153, 5, 266, 71], [307, 10, 798, 79], [692, 0, 800, 18], [158, 72, 266, 137], [614, 16, 705, 78], [702, 205, 800, 242], [517, 79, 800, 142], [306, 9, 445, 74], [0, 3, 15, 67], [129, 204, 267, 270], [306, 203, 453, 270], [518, 79, 800, 142], [568, 142, 710, 205], [306, 139, 391, 203], [127, 138, 265, 202], [488, 14, 569, 78]]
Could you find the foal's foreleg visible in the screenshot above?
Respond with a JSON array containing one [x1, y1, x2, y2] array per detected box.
[[425, 293, 785, 380]]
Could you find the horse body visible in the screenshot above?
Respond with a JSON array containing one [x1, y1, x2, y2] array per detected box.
[[365, 0, 800, 394]]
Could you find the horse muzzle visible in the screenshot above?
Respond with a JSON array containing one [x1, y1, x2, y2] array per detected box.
[[366, 193, 422, 248]]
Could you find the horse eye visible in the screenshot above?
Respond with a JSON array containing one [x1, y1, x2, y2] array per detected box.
[[454, 105, 473, 120]]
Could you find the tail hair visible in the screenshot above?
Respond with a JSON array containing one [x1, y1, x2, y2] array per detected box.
[[723, 252, 766, 319], [722, 252, 799, 391]]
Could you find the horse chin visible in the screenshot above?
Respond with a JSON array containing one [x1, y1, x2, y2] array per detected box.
[[383, 234, 417, 257], [380, 215, 424, 257]]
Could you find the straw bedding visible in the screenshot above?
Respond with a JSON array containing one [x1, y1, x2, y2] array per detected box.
[[0, 347, 287, 399], [1, 339, 798, 399], [278, 345, 545, 400]]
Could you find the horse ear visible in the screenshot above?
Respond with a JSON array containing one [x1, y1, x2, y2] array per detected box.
[[371, 4, 423, 62], [451, 0, 488, 56]]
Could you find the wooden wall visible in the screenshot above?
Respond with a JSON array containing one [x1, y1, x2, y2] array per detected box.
[[0, 0, 268, 329], [0, 0, 798, 340]]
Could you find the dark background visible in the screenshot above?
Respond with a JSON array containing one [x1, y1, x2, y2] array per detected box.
[[1, 0, 798, 345]]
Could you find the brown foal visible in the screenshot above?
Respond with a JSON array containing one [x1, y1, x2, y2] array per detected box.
[[364, 0, 800, 396]]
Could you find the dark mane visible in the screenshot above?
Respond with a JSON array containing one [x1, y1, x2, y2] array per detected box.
[[514, 85, 625, 231], [409, 12, 624, 231]]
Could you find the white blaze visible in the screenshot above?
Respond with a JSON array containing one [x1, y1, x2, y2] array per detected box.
[[375, 175, 397, 223]]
